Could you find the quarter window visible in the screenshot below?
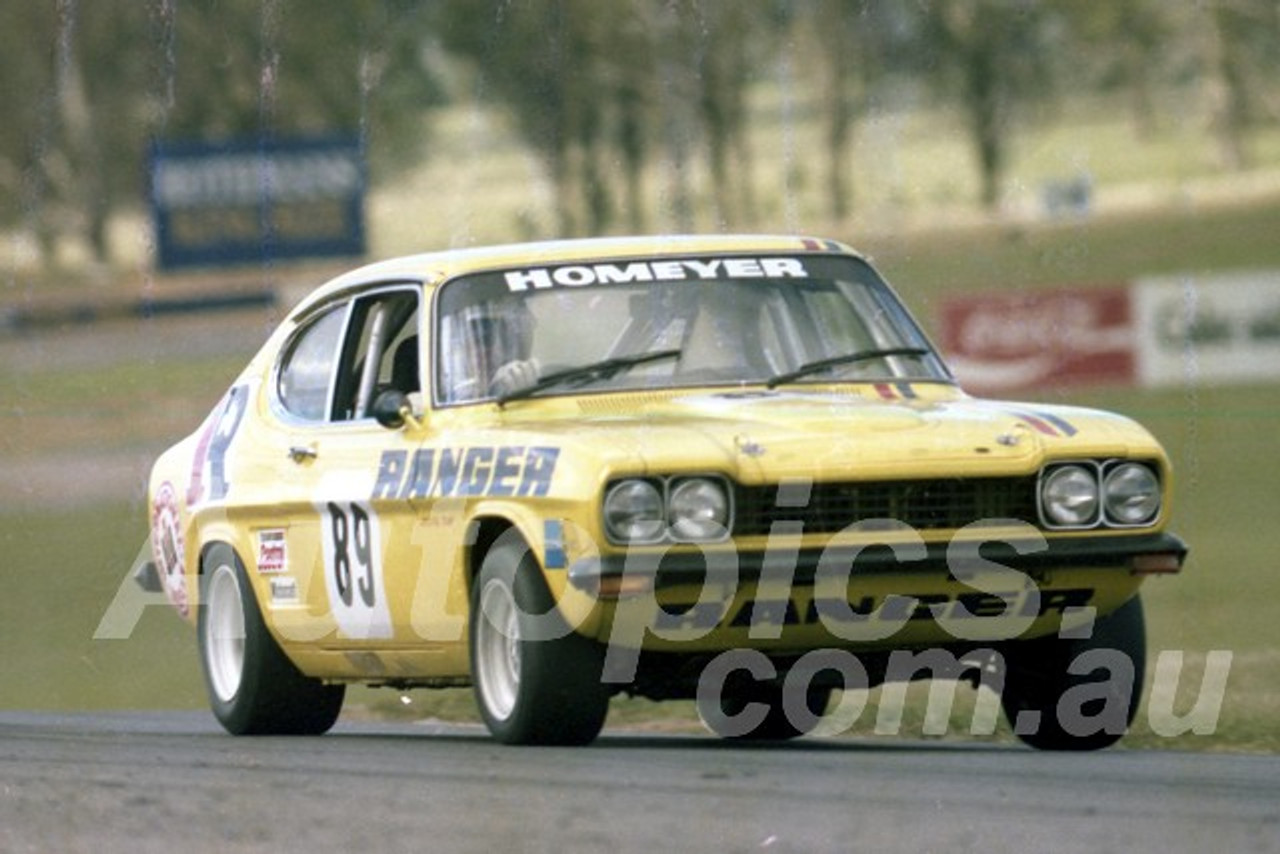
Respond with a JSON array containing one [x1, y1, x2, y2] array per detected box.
[[278, 305, 346, 421]]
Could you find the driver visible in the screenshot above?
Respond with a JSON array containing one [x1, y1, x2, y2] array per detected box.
[[440, 297, 539, 402]]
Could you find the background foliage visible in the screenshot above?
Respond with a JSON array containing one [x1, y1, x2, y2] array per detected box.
[[2, 0, 1278, 267]]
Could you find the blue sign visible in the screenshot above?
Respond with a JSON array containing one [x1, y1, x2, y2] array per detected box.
[[149, 135, 366, 270]]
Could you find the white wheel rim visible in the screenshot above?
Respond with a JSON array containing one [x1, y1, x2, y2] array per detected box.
[[204, 564, 246, 703], [476, 578, 521, 721]]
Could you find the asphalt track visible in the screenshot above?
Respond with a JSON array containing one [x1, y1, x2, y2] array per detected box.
[[1, 711, 1276, 853]]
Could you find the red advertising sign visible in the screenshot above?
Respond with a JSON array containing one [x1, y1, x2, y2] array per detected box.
[[937, 286, 1136, 393]]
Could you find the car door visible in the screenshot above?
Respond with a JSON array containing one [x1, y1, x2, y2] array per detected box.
[[262, 283, 428, 654]]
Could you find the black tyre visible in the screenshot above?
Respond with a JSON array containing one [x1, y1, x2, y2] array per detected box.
[[470, 533, 609, 745], [199, 544, 345, 735], [1001, 594, 1146, 751]]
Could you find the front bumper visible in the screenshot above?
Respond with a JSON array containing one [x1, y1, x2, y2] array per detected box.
[[567, 531, 1188, 593]]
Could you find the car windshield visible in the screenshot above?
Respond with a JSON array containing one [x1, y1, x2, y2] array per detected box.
[[433, 253, 950, 405]]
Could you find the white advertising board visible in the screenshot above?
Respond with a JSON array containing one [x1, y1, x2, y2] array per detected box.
[[1133, 271, 1280, 387]]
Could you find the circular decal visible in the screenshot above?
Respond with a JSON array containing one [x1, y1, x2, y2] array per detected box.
[[151, 481, 189, 617]]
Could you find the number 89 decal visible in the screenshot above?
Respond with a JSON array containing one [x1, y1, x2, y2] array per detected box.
[[319, 500, 393, 640]]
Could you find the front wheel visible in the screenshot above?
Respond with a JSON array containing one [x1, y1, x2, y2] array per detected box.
[[1000, 594, 1146, 751], [199, 544, 345, 735], [470, 533, 609, 745]]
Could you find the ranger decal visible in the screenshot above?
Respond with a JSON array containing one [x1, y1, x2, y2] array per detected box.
[[372, 446, 560, 499]]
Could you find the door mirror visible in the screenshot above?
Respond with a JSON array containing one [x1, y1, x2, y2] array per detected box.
[[372, 389, 411, 430]]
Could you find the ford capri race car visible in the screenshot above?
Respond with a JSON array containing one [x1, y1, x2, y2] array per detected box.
[[142, 235, 1185, 749]]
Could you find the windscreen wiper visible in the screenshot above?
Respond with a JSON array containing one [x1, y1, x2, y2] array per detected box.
[[765, 347, 930, 389], [496, 349, 682, 406]]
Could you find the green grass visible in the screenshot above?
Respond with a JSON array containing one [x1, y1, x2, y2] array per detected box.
[[4, 356, 244, 458], [862, 193, 1280, 311], [0, 503, 206, 710]]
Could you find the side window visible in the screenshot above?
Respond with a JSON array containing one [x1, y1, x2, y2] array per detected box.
[[332, 289, 420, 421], [277, 305, 346, 421]]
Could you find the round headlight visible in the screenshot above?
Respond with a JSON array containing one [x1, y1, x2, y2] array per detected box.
[[604, 480, 665, 543], [1041, 465, 1100, 528], [1104, 463, 1161, 526], [668, 478, 730, 541]]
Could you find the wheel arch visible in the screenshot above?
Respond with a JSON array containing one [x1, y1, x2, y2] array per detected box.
[[197, 539, 260, 613], [462, 509, 602, 641], [463, 515, 528, 597], [199, 539, 236, 573]]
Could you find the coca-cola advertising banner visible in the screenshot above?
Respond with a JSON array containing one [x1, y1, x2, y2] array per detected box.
[[937, 271, 1280, 393], [938, 286, 1136, 393]]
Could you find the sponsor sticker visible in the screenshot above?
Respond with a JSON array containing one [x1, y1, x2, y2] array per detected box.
[[150, 481, 189, 618], [270, 577, 300, 603], [372, 446, 560, 500], [503, 257, 808, 292], [256, 529, 287, 574]]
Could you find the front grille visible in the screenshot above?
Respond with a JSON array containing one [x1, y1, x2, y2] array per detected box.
[[733, 477, 1040, 536]]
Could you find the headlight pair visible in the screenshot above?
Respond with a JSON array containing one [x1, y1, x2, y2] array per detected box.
[[1039, 461, 1161, 529], [604, 476, 731, 543]]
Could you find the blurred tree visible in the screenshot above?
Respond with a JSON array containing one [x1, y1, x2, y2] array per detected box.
[[4, 0, 1276, 266], [611, 6, 658, 233], [434, 0, 601, 235], [0, 2, 154, 266], [810, 0, 864, 221], [1048, 0, 1174, 137], [1199, 0, 1280, 169], [0, 3, 67, 260], [0, 0, 440, 268], [916, 0, 1056, 209], [690, 1, 758, 228], [799, 0, 904, 220], [648, 0, 703, 233], [434, 0, 768, 236], [165, 0, 442, 176]]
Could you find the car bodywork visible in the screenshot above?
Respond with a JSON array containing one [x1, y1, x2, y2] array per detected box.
[[142, 235, 1185, 747]]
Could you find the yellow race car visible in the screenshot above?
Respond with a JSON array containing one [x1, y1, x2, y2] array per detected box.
[[140, 235, 1185, 749]]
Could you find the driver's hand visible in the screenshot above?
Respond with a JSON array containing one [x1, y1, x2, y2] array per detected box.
[[490, 359, 540, 395]]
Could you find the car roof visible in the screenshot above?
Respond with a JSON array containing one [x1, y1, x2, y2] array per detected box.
[[292, 234, 861, 315]]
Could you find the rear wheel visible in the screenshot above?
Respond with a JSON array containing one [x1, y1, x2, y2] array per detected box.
[[199, 544, 344, 735], [1001, 594, 1146, 751], [470, 533, 609, 745]]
